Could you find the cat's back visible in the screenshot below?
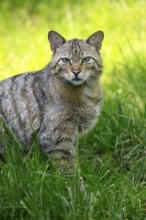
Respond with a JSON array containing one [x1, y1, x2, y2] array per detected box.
[[0, 69, 49, 143], [0, 71, 38, 113]]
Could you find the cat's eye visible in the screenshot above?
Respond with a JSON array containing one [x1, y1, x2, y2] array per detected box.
[[82, 56, 91, 63], [60, 58, 70, 64]]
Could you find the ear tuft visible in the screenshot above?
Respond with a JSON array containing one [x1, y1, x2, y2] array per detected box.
[[86, 31, 104, 51], [48, 31, 66, 53]]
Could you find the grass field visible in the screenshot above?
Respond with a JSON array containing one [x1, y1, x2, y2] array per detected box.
[[0, 0, 146, 219]]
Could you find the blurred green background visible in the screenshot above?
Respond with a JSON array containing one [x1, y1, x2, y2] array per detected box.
[[0, 0, 145, 82]]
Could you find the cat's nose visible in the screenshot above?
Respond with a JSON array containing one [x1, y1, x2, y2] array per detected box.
[[73, 71, 80, 77]]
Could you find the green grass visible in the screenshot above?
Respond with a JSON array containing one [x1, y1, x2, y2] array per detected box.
[[0, 0, 146, 219]]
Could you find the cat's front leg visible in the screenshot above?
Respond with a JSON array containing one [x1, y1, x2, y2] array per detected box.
[[39, 135, 77, 173], [46, 142, 76, 174], [38, 119, 79, 173]]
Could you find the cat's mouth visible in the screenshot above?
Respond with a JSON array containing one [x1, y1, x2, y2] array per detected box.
[[72, 77, 82, 82], [64, 72, 86, 86], [71, 77, 84, 85]]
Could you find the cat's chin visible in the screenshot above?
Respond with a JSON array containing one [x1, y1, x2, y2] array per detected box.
[[70, 78, 85, 86]]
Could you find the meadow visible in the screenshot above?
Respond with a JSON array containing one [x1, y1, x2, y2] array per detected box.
[[0, 0, 146, 219]]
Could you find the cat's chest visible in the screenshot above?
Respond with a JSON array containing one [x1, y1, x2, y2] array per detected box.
[[58, 86, 101, 118], [45, 84, 102, 133], [61, 94, 100, 128], [69, 102, 100, 134]]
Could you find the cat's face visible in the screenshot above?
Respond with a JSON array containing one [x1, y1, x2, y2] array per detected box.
[[48, 31, 104, 86]]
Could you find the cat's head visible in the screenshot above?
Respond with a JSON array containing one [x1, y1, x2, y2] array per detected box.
[[48, 31, 104, 86]]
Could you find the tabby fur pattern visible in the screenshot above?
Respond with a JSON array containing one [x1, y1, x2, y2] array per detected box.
[[0, 30, 104, 172]]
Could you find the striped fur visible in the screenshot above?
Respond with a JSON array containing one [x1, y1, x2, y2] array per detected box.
[[0, 30, 104, 172]]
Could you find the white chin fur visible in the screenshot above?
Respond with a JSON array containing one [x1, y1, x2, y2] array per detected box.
[[70, 80, 84, 86]]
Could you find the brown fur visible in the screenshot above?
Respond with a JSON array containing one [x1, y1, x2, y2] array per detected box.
[[0, 30, 104, 172]]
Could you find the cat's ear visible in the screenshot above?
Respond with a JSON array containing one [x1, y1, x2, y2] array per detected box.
[[86, 31, 104, 51], [48, 31, 66, 53]]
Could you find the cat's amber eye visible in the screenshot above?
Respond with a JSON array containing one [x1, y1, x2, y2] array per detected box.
[[61, 58, 70, 64], [82, 56, 91, 63]]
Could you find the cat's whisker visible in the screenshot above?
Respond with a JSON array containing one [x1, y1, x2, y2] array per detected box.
[[86, 78, 96, 88]]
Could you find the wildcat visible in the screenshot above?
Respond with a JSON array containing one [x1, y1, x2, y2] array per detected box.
[[0, 30, 104, 172]]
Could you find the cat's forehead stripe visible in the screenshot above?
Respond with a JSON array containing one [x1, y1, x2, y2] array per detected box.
[[71, 39, 80, 49], [68, 39, 82, 58]]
